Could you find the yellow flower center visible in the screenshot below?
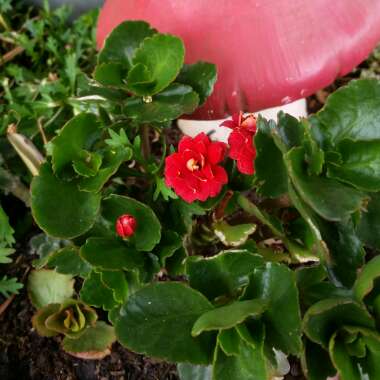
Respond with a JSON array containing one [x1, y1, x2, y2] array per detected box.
[[186, 158, 200, 172]]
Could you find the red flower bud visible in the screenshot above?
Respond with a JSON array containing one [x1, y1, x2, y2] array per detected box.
[[115, 214, 137, 238]]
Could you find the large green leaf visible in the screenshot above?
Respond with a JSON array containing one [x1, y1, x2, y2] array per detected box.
[[28, 269, 74, 309], [327, 139, 380, 192], [31, 163, 101, 239], [80, 237, 144, 272], [314, 79, 380, 147], [285, 147, 366, 221], [127, 34, 184, 95], [50, 113, 102, 178], [192, 299, 267, 337], [80, 271, 119, 311], [176, 62, 217, 105], [213, 326, 268, 380], [124, 83, 199, 123], [254, 118, 288, 198], [114, 282, 215, 364], [100, 270, 129, 304], [102, 195, 161, 251], [357, 192, 380, 249], [47, 246, 91, 277], [243, 263, 302, 355], [303, 298, 375, 348], [98, 21, 157, 68], [186, 250, 263, 301]]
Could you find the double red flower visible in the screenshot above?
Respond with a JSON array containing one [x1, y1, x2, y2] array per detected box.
[[221, 112, 257, 175], [165, 133, 228, 203]]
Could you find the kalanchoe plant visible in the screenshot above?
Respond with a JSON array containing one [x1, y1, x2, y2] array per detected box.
[[9, 17, 379, 380]]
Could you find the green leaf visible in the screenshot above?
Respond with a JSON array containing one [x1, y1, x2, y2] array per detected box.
[[80, 271, 119, 311], [302, 119, 325, 176], [46, 246, 91, 277], [314, 79, 380, 147], [50, 113, 102, 178], [243, 263, 302, 355], [72, 150, 102, 178], [0, 247, 15, 264], [62, 322, 116, 357], [127, 34, 184, 95], [98, 21, 157, 69], [100, 270, 128, 303], [0, 205, 15, 247], [0, 276, 23, 298], [154, 230, 182, 267], [192, 299, 267, 337], [80, 237, 144, 272], [302, 340, 336, 380], [255, 118, 288, 198], [327, 139, 380, 192], [178, 364, 212, 380], [114, 282, 215, 364], [217, 328, 241, 356], [318, 219, 365, 287], [28, 269, 74, 308], [186, 250, 263, 301], [357, 192, 380, 249], [32, 303, 61, 337], [124, 83, 199, 123], [329, 331, 361, 380], [31, 163, 101, 239], [94, 62, 126, 87], [102, 195, 161, 251], [213, 327, 268, 380], [354, 256, 380, 302], [303, 298, 375, 348], [213, 221, 256, 247], [79, 147, 132, 193], [30, 234, 70, 269], [176, 62, 217, 105], [285, 147, 366, 222]]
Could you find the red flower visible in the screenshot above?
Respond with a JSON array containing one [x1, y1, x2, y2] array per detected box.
[[221, 112, 257, 175], [165, 133, 228, 203], [116, 214, 137, 238]]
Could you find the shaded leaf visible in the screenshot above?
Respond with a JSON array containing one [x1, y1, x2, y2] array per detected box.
[[28, 269, 74, 308]]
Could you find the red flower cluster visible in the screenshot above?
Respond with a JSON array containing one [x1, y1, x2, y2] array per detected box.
[[221, 112, 257, 175], [165, 133, 228, 203]]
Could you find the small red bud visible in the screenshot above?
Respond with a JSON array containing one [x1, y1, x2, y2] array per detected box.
[[115, 214, 137, 238]]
